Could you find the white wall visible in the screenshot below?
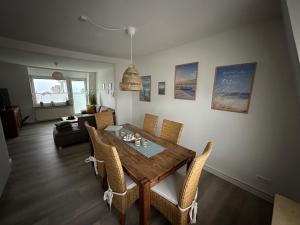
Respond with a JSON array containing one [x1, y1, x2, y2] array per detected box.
[[0, 38, 133, 125], [96, 67, 115, 109], [88, 72, 97, 96], [114, 62, 133, 125], [0, 61, 34, 122], [282, 0, 300, 99], [133, 20, 300, 201], [286, 0, 300, 59], [0, 119, 10, 196]]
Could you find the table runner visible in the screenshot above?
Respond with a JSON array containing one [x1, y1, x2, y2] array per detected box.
[[111, 128, 166, 158]]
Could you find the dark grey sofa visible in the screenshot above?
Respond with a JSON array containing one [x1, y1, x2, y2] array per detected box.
[[53, 114, 96, 148], [53, 109, 115, 148]]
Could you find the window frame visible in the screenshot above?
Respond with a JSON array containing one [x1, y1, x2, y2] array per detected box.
[[29, 76, 88, 108], [69, 78, 88, 114]]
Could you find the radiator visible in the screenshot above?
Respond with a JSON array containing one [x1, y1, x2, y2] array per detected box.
[[34, 106, 74, 121]]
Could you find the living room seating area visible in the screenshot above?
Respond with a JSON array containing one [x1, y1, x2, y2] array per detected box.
[[53, 107, 116, 148]]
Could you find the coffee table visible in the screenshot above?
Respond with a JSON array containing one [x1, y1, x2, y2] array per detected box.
[[61, 116, 78, 123]]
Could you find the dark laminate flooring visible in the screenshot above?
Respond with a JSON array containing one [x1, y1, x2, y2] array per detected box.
[[0, 122, 273, 225]]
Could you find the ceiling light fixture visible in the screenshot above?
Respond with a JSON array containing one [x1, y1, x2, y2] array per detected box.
[[52, 62, 64, 80], [79, 15, 142, 91]]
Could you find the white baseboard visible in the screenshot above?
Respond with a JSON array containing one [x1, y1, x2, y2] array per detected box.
[[204, 165, 274, 203]]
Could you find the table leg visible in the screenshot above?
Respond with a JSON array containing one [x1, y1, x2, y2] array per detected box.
[[186, 156, 195, 173], [139, 179, 151, 225]]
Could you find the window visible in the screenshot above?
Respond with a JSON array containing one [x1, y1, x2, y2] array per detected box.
[[71, 80, 87, 114], [32, 78, 69, 104]]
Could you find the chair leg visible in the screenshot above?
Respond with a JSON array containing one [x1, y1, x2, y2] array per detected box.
[[119, 213, 126, 225], [100, 175, 108, 191]]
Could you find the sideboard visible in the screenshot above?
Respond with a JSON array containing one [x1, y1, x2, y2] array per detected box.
[[0, 106, 22, 139]]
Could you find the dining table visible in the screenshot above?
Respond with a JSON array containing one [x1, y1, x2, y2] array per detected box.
[[98, 123, 196, 225]]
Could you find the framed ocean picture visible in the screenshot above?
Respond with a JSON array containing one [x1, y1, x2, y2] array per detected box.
[[158, 82, 165, 95], [174, 62, 198, 100], [211, 62, 257, 113], [140, 75, 151, 102]]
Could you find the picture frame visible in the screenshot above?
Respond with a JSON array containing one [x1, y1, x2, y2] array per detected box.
[[174, 62, 198, 100], [140, 75, 151, 102], [158, 82, 165, 95], [211, 62, 257, 113]]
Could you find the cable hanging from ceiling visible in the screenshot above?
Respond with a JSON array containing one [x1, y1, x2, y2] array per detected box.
[[79, 15, 142, 91]]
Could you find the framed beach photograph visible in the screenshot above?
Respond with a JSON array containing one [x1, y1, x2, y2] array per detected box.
[[158, 82, 165, 95], [140, 75, 151, 102], [211, 62, 257, 113], [174, 62, 198, 100]]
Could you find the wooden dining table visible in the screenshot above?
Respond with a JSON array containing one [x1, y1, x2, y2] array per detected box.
[[98, 124, 196, 225]]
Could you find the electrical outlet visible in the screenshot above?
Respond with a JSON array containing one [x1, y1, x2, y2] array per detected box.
[[256, 175, 272, 184]]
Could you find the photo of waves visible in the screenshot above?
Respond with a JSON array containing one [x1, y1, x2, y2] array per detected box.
[[212, 63, 256, 113]]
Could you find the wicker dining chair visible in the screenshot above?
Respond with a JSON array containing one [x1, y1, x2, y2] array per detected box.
[[95, 110, 114, 130], [100, 139, 139, 225], [84, 121, 106, 189], [150, 142, 212, 225], [143, 113, 159, 135], [160, 119, 183, 144]]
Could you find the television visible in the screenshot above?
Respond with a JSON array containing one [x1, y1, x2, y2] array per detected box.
[[0, 88, 11, 109]]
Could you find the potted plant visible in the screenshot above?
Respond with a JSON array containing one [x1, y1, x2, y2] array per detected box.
[[89, 93, 97, 105], [86, 91, 97, 114]]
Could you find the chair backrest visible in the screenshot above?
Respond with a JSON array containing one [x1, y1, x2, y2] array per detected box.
[[160, 119, 183, 144], [85, 121, 98, 149], [178, 142, 212, 209], [95, 110, 114, 130], [84, 121, 104, 162], [100, 140, 126, 193], [143, 113, 159, 135]]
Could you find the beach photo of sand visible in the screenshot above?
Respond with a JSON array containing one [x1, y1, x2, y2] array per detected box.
[[174, 62, 198, 100], [212, 63, 256, 113]]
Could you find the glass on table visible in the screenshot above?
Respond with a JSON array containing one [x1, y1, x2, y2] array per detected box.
[[115, 130, 120, 137], [142, 139, 149, 148], [120, 131, 126, 137]]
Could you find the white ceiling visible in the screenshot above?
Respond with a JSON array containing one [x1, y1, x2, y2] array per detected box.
[[0, 0, 281, 59], [0, 47, 113, 72]]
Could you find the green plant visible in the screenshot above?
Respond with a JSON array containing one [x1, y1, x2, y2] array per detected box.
[[89, 93, 97, 105]]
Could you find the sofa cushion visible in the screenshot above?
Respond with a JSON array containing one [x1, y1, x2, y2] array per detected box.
[[86, 105, 96, 114]]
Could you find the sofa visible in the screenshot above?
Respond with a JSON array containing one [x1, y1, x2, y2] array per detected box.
[[53, 108, 115, 148]]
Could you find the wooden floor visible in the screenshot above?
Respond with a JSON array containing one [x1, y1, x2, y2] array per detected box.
[[0, 122, 273, 225]]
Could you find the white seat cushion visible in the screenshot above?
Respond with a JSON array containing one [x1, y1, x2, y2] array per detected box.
[[125, 173, 137, 190], [151, 172, 185, 205]]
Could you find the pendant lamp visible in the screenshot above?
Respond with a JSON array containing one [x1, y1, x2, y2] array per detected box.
[[120, 27, 142, 91], [79, 15, 142, 91], [52, 62, 64, 80]]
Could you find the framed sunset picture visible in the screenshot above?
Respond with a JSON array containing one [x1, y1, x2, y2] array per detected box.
[[174, 62, 198, 100], [211, 62, 256, 113], [140, 75, 151, 102]]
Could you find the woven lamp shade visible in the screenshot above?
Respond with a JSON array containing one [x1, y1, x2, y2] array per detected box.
[[120, 64, 143, 91], [52, 71, 64, 80]]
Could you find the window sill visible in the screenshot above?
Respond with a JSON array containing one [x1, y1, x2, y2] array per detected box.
[[33, 104, 73, 109]]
